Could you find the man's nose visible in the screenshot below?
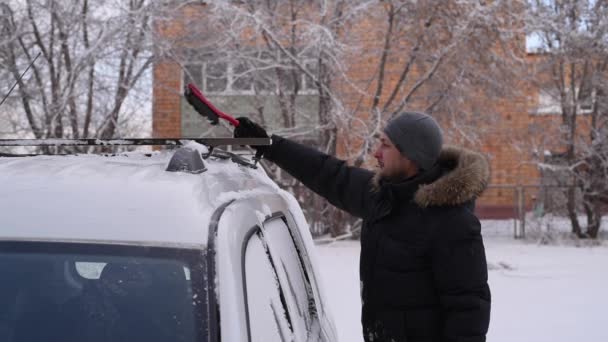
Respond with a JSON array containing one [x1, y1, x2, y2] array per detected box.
[[373, 147, 381, 160]]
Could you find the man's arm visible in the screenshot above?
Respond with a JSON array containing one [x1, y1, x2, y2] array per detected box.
[[264, 135, 374, 219], [431, 209, 491, 342]]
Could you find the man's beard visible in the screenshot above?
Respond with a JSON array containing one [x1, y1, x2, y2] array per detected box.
[[374, 167, 408, 183], [371, 168, 407, 193]]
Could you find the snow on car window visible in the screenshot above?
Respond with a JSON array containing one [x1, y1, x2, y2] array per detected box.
[[244, 232, 292, 342], [263, 218, 321, 340], [76, 262, 192, 281], [75, 262, 106, 279]]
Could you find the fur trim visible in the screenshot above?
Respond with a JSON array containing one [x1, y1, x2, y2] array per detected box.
[[371, 171, 382, 193], [414, 146, 490, 208]]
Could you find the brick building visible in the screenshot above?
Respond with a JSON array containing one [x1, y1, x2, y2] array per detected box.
[[152, 3, 565, 219]]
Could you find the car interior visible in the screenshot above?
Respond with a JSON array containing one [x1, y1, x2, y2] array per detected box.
[[0, 253, 197, 342]]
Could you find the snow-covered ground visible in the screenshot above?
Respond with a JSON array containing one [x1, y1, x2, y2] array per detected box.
[[316, 220, 608, 342]]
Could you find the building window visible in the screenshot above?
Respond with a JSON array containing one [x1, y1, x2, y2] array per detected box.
[[534, 87, 594, 115], [535, 89, 561, 115], [206, 62, 228, 93], [183, 59, 319, 96]]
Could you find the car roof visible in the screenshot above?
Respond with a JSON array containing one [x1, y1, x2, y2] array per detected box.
[[0, 142, 281, 249]]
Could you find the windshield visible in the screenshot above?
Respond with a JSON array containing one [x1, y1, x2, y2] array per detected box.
[[0, 241, 208, 342]]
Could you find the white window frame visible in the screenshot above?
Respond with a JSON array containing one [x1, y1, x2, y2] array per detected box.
[[534, 87, 595, 115], [182, 59, 320, 96]]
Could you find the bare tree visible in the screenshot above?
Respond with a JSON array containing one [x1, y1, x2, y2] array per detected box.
[[173, 0, 369, 236], [168, 1, 523, 236], [0, 0, 176, 150], [342, 0, 524, 166], [525, 0, 608, 239]]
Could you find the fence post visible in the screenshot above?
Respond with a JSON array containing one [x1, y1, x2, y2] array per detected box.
[[514, 186, 525, 239], [521, 187, 526, 239], [513, 187, 519, 238]]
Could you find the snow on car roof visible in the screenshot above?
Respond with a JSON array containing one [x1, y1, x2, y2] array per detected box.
[[0, 142, 280, 248]]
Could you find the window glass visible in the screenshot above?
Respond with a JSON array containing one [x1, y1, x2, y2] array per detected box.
[[75, 262, 192, 281], [536, 89, 561, 114], [253, 68, 276, 93], [279, 68, 299, 93], [184, 64, 202, 86], [303, 61, 318, 91], [185, 52, 320, 95], [578, 84, 593, 111], [75, 261, 105, 279], [263, 218, 322, 341], [244, 233, 291, 342], [206, 62, 228, 92], [232, 63, 253, 92], [252, 52, 276, 93], [0, 244, 205, 342], [536, 87, 595, 115]]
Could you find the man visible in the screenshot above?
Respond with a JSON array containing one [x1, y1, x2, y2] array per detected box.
[[235, 112, 491, 342]]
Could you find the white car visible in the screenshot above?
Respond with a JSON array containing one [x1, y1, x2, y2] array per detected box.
[[0, 141, 338, 342]]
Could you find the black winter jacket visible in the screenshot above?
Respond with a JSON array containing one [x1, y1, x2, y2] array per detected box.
[[264, 135, 491, 342]]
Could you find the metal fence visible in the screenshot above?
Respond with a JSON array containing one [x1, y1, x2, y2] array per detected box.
[[305, 183, 593, 239], [482, 184, 591, 239], [289, 179, 593, 240]]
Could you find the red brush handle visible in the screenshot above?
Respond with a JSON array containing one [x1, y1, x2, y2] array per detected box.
[[186, 84, 240, 127]]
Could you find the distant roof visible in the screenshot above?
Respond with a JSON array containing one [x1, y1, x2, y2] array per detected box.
[[0, 143, 280, 248]]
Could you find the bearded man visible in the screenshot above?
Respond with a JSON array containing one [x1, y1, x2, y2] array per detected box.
[[235, 112, 491, 342]]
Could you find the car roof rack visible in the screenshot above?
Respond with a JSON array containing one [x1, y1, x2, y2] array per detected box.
[[0, 137, 271, 171], [0, 138, 269, 147]]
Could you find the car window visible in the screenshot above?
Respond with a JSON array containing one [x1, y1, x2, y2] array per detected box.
[[75, 262, 192, 280], [0, 243, 207, 342], [75, 261, 106, 279], [244, 232, 291, 342], [263, 218, 323, 341]]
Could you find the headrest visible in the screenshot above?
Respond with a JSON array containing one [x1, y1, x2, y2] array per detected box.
[[99, 262, 187, 299]]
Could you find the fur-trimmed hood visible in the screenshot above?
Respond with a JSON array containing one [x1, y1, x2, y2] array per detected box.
[[414, 146, 490, 208], [371, 146, 491, 208]]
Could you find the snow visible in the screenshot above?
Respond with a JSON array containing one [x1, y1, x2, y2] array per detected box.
[[4, 146, 607, 341], [0, 139, 182, 146], [316, 221, 608, 342], [0, 144, 279, 247], [278, 187, 339, 339]]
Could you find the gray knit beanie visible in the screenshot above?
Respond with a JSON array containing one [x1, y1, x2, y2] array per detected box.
[[383, 112, 443, 170]]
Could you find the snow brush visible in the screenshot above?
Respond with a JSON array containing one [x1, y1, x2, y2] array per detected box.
[[184, 83, 265, 167], [184, 83, 240, 127]]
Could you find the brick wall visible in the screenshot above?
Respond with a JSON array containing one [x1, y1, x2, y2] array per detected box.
[[152, 3, 559, 218], [152, 3, 210, 138], [153, 61, 182, 138]]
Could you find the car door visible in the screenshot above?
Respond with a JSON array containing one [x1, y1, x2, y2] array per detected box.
[[243, 213, 328, 342], [214, 195, 335, 342], [262, 216, 324, 342], [243, 230, 293, 342]]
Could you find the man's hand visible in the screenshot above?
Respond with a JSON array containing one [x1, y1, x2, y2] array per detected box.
[[234, 117, 270, 156]]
